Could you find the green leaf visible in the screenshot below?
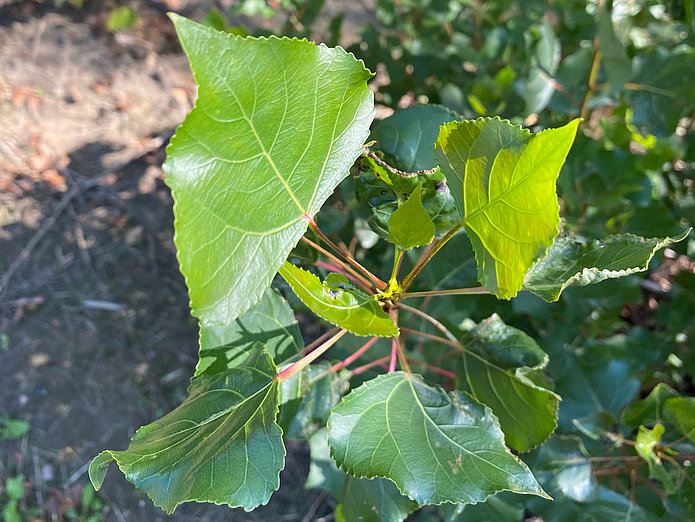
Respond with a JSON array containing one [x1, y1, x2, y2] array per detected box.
[[438, 493, 524, 522], [456, 314, 559, 452], [279, 262, 398, 337], [106, 6, 139, 31], [164, 15, 374, 327], [354, 155, 459, 239], [663, 397, 695, 443], [622, 383, 678, 428], [0, 417, 30, 440], [195, 288, 303, 382], [327, 372, 548, 505], [596, 3, 632, 93], [89, 344, 284, 513], [370, 105, 461, 171], [434, 118, 580, 299], [664, 467, 695, 520], [635, 424, 676, 494], [524, 230, 691, 302], [388, 184, 435, 250]]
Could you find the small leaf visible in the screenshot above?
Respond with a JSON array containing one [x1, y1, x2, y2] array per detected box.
[[327, 372, 547, 505], [524, 230, 691, 302], [388, 184, 435, 250], [164, 15, 374, 327], [89, 344, 284, 513], [635, 424, 676, 494], [663, 397, 695, 443], [279, 262, 398, 337], [456, 314, 560, 452], [622, 383, 678, 428], [0, 417, 31, 440], [370, 105, 461, 171], [435, 117, 580, 299]]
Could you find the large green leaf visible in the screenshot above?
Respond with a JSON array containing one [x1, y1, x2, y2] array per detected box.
[[279, 262, 398, 337], [370, 105, 461, 171], [524, 230, 691, 302], [195, 288, 303, 381], [388, 184, 435, 250], [327, 372, 547, 505], [89, 344, 284, 513], [434, 117, 580, 299], [456, 314, 559, 452], [164, 15, 374, 326]]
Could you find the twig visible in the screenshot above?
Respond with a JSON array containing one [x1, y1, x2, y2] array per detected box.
[[401, 287, 490, 299], [579, 36, 601, 123], [350, 356, 391, 376], [302, 327, 341, 355], [277, 329, 347, 382], [399, 327, 461, 349], [328, 337, 380, 374], [395, 302, 459, 343], [0, 132, 171, 297], [300, 237, 374, 292], [314, 261, 373, 293], [389, 338, 398, 372], [407, 358, 456, 380]]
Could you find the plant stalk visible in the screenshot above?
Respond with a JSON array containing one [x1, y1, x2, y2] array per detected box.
[[401, 220, 464, 290], [300, 236, 374, 292], [580, 36, 601, 123], [395, 302, 459, 343], [401, 287, 490, 299], [277, 329, 348, 382]]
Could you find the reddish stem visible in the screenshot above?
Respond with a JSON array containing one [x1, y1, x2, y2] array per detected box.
[[277, 329, 347, 382], [314, 261, 374, 293], [399, 327, 461, 350], [407, 358, 456, 380], [389, 338, 398, 372], [329, 337, 380, 373], [302, 327, 340, 355], [301, 236, 374, 291], [351, 356, 391, 376]]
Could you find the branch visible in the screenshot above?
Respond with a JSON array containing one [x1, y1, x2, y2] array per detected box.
[[277, 329, 348, 382], [399, 327, 461, 350], [350, 356, 391, 376], [580, 36, 601, 123], [302, 327, 341, 355], [401, 220, 464, 290], [407, 358, 456, 380], [401, 287, 490, 299], [328, 336, 380, 374], [300, 236, 374, 292], [395, 302, 459, 343]]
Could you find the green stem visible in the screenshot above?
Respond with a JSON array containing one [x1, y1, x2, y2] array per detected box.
[[401, 287, 490, 299], [390, 248, 404, 285], [300, 236, 374, 292], [580, 36, 601, 123], [401, 220, 464, 290], [276, 329, 347, 383]]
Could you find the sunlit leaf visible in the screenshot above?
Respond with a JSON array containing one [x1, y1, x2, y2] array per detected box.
[[327, 372, 547, 505], [164, 15, 374, 326], [279, 262, 398, 337], [435, 117, 580, 299], [388, 184, 435, 250], [89, 344, 284, 513]]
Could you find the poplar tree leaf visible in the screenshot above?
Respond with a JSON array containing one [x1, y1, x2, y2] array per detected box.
[[195, 288, 303, 382], [327, 372, 548, 505], [88, 344, 284, 513], [663, 397, 695, 443], [164, 15, 374, 327], [435, 118, 580, 299], [524, 230, 691, 302], [456, 314, 560, 452], [635, 424, 676, 494], [370, 105, 461, 171], [279, 262, 398, 337], [388, 184, 435, 250]]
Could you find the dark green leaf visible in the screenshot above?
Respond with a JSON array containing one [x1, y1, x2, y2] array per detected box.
[[279, 262, 398, 337], [435, 117, 580, 299], [524, 230, 691, 302], [622, 383, 678, 428], [388, 184, 435, 250], [327, 372, 548, 505], [164, 15, 374, 327], [596, 3, 631, 93], [89, 344, 284, 513], [663, 397, 695, 443], [456, 314, 559, 452], [438, 493, 524, 522], [370, 105, 461, 171]]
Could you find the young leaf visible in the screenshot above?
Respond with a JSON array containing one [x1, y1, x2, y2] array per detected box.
[[370, 105, 461, 171], [279, 262, 398, 337], [195, 288, 303, 382], [164, 15, 374, 327], [327, 372, 548, 505], [456, 314, 560, 452], [434, 117, 580, 299], [387, 184, 435, 250], [635, 424, 676, 494], [89, 344, 284, 513], [524, 230, 691, 302]]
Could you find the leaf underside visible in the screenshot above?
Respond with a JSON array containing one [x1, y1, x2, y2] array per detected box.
[[524, 229, 691, 302], [388, 184, 436, 250], [434, 117, 580, 299], [89, 344, 284, 514], [279, 262, 398, 337], [164, 15, 374, 327], [327, 372, 548, 506]]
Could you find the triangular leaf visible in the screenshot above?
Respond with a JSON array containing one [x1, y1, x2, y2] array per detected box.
[[327, 372, 548, 505], [164, 15, 374, 326], [434, 117, 580, 299], [279, 262, 398, 337], [524, 230, 691, 302], [89, 344, 284, 513], [388, 184, 435, 250], [456, 314, 560, 452]]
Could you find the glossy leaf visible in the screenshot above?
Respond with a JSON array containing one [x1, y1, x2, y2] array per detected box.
[[354, 155, 459, 239], [279, 262, 398, 337], [524, 230, 691, 302], [388, 184, 435, 250], [164, 15, 374, 326], [89, 344, 284, 513], [370, 105, 461, 171], [663, 397, 695, 443], [195, 288, 303, 382], [456, 314, 559, 452], [327, 372, 547, 505], [435, 117, 580, 299]]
